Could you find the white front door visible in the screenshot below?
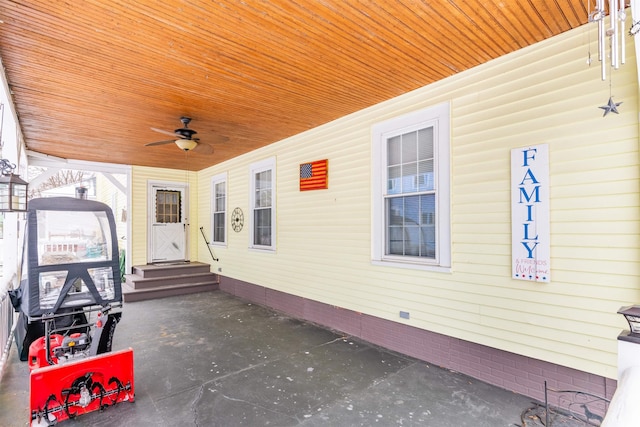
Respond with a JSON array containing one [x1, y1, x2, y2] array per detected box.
[[149, 183, 188, 263]]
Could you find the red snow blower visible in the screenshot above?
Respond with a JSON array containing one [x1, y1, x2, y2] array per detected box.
[[9, 197, 134, 426]]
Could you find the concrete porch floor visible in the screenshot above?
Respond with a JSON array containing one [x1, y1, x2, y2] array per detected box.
[[0, 291, 587, 426]]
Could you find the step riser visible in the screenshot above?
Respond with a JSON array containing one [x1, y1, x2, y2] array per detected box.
[[133, 264, 211, 278], [123, 283, 219, 303], [125, 273, 218, 290]]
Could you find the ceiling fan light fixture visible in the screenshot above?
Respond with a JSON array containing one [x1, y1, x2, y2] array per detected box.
[[175, 139, 198, 151]]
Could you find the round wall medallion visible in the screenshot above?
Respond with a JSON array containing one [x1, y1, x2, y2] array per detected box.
[[231, 207, 244, 232]]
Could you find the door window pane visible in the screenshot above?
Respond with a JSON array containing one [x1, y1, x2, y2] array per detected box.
[[156, 190, 181, 223]]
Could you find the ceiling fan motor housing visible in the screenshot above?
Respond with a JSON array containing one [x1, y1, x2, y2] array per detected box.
[[175, 117, 197, 139], [175, 127, 197, 139]]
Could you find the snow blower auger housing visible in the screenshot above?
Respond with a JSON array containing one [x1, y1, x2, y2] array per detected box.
[[8, 197, 134, 426]]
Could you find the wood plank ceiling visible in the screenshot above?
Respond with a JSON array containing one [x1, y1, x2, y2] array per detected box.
[[0, 0, 589, 171]]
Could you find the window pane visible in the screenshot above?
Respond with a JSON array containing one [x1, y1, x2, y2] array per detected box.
[[387, 129, 434, 196], [261, 189, 272, 207], [404, 196, 420, 225], [405, 226, 420, 256], [254, 208, 272, 246], [401, 162, 418, 193], [215, 182, 226, 211], [36, 210, 113, 265], [385, 194, 436, 259], [387, 135, 401, 165], [388, 197, 404, 225], [213, 212, 225, 242], [388, 227, 404, 255], [421, 195, 435, 225], [402, 131, 417, 163], [420, 195, 436, 258], [418, 160, 434, 191], [88, 267, 116, 300], [387, 197, 404, 255], [38, 270, 68, 311], [404, 196, 420, 256], [215, 182, 225, 196], [388, 165, 401, 195], [256, 170, 271, 190], [254, 189, 264, 208], [418, 128, 434, 160], [421, 225, 436, 258], [156, 190, 181, 224], [387, 197, 406, 256], [254, 170, 272, 209]]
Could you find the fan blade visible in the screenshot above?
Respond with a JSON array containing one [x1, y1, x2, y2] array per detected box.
[[145, 139, 176, 146], [192, 142, 214, 154], [150, 127, 182, 138]]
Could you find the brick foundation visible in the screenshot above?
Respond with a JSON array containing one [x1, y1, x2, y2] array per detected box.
[[219, 276, 616, 406]]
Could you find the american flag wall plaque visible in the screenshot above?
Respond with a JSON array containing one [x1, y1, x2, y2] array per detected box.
[[299, 159, 328, 191]]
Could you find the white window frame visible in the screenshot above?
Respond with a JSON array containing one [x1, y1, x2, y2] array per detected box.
[[210, 172, 227, 246], [249, 157, 276, 251], [371, 102, 451, 272]]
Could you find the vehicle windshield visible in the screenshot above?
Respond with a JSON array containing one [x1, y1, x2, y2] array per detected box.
[[36, 209, 113, 266]]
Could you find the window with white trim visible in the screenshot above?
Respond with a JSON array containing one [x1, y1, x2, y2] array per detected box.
[[211, 172, 227, 245], [372, 102, 451, 270], [249, 157, 276, 250]]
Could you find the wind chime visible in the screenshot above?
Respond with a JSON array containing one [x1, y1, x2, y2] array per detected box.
[[588, 0, 627, 116]]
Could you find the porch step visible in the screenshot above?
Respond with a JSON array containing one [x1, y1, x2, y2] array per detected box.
[[131, 261, 212, 278], [123, 261, 219, 302]]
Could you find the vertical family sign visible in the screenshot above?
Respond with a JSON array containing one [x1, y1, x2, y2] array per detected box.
[[511, 144, 550, 283]]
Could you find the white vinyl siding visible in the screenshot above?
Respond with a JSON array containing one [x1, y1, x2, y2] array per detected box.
[[211, 172, 227, 245], [249, 157, 276, 250]]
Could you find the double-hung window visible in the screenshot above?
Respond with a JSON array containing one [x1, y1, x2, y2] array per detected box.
[[372, 102, 451, 271], [211, 172, 227, 245], [249, 157, 276, 250]]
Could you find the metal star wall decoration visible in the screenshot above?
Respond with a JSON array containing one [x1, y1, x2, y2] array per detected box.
[[599, 97, 622, 117]]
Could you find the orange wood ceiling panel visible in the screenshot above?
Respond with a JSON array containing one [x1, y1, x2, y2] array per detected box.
[[0, 0, 589, 170]]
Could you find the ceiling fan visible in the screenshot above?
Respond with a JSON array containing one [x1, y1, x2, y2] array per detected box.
[[146, 117, 225, 154]]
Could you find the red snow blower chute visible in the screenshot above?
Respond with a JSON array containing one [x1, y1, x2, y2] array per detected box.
[[8, 197, 134, 426]]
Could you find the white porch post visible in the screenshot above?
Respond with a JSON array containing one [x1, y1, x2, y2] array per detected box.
[[601, 307, 640, 426], [0, 56, 27, 293]]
